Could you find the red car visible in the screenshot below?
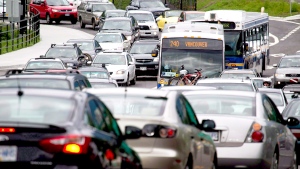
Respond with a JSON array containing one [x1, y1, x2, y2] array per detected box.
[[30, 0, 78, 24]]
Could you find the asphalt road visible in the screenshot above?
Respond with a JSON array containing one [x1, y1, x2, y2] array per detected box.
[[1, 19, 300, 89]]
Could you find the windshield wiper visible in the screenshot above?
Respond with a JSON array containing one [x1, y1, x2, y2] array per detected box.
[[101, 41, 113, 43]]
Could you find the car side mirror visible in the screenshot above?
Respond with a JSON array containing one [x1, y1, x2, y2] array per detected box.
[[200, 119, 216, 130], [286, 117, 299, 126], [124, 126, 142, 139], [95, 47, 102, 53], [40, 55, 45, 58], [273, 64, 278, 67], [128, 61, 134, 65], [86, 8, 92, 12], [135, 26, 139, 31], [164, 3, 168, 7], [151, 49, 158, 57]]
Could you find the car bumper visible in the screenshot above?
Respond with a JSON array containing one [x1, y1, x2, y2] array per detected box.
[[135, 63, 158, 76], [217, 143, 270, 168], [139, 30, 159, 38], [274, 77, 300, 87], [50, 12, 77, 20], [111, 74, 127, 84], [137, 148, 183, 169]]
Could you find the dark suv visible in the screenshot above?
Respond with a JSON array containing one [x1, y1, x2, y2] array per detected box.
[[41, 43, 93, 69]]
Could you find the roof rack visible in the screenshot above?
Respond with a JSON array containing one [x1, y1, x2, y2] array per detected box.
[[5, 69, 23, 77], [34, 57, 56, 60], [51, 43, 78, 48], [46, 69, 80, 74]]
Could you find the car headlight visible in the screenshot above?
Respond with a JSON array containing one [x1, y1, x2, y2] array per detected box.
[[52, 9, 59, 12], [72, 8, 77, 12], [66, 63, 74, 66], [153, 57, 159, 62], [275, 73, 285, 77], [126, 36, 132, 40], [116, 70, 126, 74], [151, 24, 158, 29]]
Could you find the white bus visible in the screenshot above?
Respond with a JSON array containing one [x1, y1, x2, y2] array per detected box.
[[153, 22, 225, 88], [199, 10, 269, 76]]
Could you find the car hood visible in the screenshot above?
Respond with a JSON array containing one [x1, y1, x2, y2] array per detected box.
[[165, 17, 179, 23], [105, 65, 127, 72], [197, 114, 255, 143], [275, 68, 300, 74], [140, 7, 170, 12], [100, 30, 132, 36], [100, 43, 123, 50], [130, 54, 153, 59]]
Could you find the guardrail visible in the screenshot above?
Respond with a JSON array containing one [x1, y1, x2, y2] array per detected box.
[[0, 6, 40, 55]]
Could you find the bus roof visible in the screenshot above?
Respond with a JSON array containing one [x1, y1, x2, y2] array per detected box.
[[162, 22, 224, 35], [204, 10, 268, 30]]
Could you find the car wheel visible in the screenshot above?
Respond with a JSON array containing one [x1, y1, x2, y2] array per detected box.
[[46, 14, 52, 24], [270, 152, 278, 169], [130, 75, 136, 85], [71, 19, 77, 24], [80, 18, 85, 28], [125, 74, 130, 86], [291, 150, 298, 169], [92, 19, 96, 30], [185, 155, 193, 169], [55, 20, 61, 24]]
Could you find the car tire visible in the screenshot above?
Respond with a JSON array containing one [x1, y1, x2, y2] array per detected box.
[[125, 74, 130, 86], [291, 150, 298, 169], [46, 14, 52, 24], [92, 19, 96, 30], [130, 75, 136, 85], [79, 17, 85, 28], [270, 151, 278, 169], [71, 19, 77, 24], [55, 20, 61, 24], [185, 155, 193, 169]]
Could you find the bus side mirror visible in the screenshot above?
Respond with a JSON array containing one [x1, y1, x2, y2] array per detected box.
[[151, 49, 158, 57]]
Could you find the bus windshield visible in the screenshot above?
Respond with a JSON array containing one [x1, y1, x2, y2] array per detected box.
[[224, 31, 242, 56]]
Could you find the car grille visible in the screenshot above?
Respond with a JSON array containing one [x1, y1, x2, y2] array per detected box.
[[286, 74, 300, 77], [139, 25, 150, 30], [136, 59, 153, 63], [60, 9, 72, 12]]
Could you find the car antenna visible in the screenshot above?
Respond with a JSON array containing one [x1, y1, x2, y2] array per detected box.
[[17, 75, 23, 97]]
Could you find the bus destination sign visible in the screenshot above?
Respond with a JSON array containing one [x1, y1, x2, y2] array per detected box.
[[162, 38, 223, 50]]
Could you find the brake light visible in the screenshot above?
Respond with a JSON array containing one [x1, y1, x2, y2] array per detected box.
[[246, 122, 264, 142], [251, 131, 264, 142], [143, 124, 177, 138], [105, 149, 115, 161], [39, 135, 91, 154], [0, 128, 15, 133]]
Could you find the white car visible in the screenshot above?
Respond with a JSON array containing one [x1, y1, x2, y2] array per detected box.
[[94, 32, 131, 51], [92, 51, 136, 86]]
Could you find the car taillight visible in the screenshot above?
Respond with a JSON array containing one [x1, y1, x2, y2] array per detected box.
[[246, 122, 264, 143], [0, 128, 15, 133], [143, 124, 176, 138], [39, 135, 91, 154]]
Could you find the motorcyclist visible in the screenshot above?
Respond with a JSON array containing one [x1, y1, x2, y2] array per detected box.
[[263, 80, 271, 88]]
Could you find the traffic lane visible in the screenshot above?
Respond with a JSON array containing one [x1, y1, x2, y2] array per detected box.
[[269, 20, 299, 40]]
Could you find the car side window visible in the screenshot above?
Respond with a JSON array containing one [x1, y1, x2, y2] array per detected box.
[[88, 99, 108, 131], [182, 96, 199, 127], [77, 48, 82, 55], [263, 96, 283, 123], [267, 96, 285, 124], [176, 96, 192, 125], [83, 104, 95, 127], [121, 34, 126, 41], [95, 41, 100, 47], [79, 80, 87, 89], [74, 81, 80, 91], [127, 54, 132, 62], [85, 79, 92, 88]]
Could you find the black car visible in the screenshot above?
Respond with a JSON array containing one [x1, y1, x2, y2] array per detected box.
[[129, 40, 159, 76], [66, 39, 102, 59], [41, 43, 93, 69], [126, 0, 170, 18], [0, 88, 142, 169], [1, 69, 92, 91]]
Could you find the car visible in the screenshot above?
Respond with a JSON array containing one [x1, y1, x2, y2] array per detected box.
[[156, 10, 182, 31], [282, 84, 300, 103], [125, 10, 159, 39], [126, 0, 170, 19], [92, 51, 136, 86], [40, 43, 93, 69], [258, 88, 288, 113], [98, 17, 140, 44], [29, 0, 78, 24], [178, 11, 205, 22], [196, 78, 258, 91], [219, 69, 260, 78], [66, 39, 102, 59], [273, 54, 300, 88], [78, 66, 118, 88], [0, 88, 142, 169], [77, 0, 116, 29], [183, 89, 299, 169], [251, 77, 273, 88], [84, 87, 218, 169], [1, 69, 92, 91], [158, 85, 217, 91], [99, 9, 126, 21], [129, 40, 159, 76], [22, 58, 66, 73], [94, 32, 131, 51]]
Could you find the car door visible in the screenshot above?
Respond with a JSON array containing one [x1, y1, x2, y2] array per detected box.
[[126, 54, 135, 80]]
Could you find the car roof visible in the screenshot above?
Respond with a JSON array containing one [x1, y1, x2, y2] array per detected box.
[[222, 69, 254, 74], [127, 10, 152, 14], [258, 88, 282, 93], [78, 67, 108, 72], [28, 58, 62, 61], [196, 78, 253, 84], [85, 87, 170, 97], [105, 17, 131, 21], [183, 89, 257, 97], [67, 39, 94, 42], [105, 9, 126, 12]]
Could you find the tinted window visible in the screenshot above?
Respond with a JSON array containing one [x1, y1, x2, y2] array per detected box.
[[262, 92, 284, 106], [130, 43, 157, 54], [0, 79, 70, 89], [0, 95, 74, 124], [185, 94, 255, 116], [88, 99, 107, 131], [25, 61, 64, 70], [74, 81, 80, 90], [45, 48, 77, 58], [176, 96, 191, 124], [79, 80, 87, 89], [197, 83, 254, 91]]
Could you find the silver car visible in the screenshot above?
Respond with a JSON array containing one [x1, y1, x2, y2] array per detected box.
[[258, 88, 288, 113], [219, 69, 260, 78], [273, 55, 300, 88], [94, 32, 131, 51], [184, 90, 299, 169], [196, 78, 258, 91], [85, 88, 218, 169], [159, 85, 217, 91]]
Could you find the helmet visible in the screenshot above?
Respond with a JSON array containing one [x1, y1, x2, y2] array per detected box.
[[263, 80, 271, 88]]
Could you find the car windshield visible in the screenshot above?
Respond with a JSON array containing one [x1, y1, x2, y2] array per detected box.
[[262, 92, 284, 106], [92, 4, 116, 12], [67, 41, 94, 51], [93, 54, 126, 65], [279, 57, 300, 68], [0, 79, 71, 89], [185, 95, 255, 116], [224, 31, 243, 56], [45, 48, 77, 58], [128, 13, 154, 21], [106, 11, 126, 17], [80, 71, 109, 79], [186, 13, 205, 20], [47, 0, 70, 6], [130, 43, 157, 54], [165, 11, 182, 17], [90, 82, 117, 88], [0, 95, 74, 124], [25, 61, 64, 70], [94, 34, 122, 43], [220, 73, 255, 78], [98, 95, 166, 116], [140, 0, 165, 8], [197, 83, 254, 91], [102, 20, 131, 31]]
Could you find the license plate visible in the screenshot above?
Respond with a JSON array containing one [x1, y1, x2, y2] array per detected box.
[[65, 14, 70, 16], [140, 67, 147, 71], [0, 146, 17, 162], [206, 132, 219, 141]]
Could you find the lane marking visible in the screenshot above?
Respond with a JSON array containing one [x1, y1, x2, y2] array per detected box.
[[269, 33, 279, 46], [270, 53, 286, 57], [280, 25, 300, 41]]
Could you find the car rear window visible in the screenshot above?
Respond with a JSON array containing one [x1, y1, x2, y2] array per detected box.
[[185, 95, 256, 116], [25, 61, 64, 70], [99, 95, 166, 116], [80, 71, 109, 79], [91, 82, 117, 88], [284, 100, 300, 117], [0, 79, 70, 89], [220, 73, 255, 78], [0, 95, 75, 124], [197, 83, 254, 91]]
